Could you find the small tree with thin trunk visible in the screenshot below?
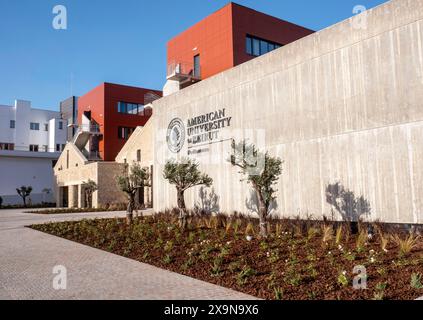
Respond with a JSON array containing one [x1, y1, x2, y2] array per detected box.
[[116, 163, 150, 225], [82, 180, 97, 209], [16, 186, 33, 207], [163, 158, 213, 230], [229, 140, 283, 238]]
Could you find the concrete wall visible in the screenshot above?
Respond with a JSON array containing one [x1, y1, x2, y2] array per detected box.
[[0, 153, 56, 205], [54, 144, 127, 208], [150, 0, 423, 224], [116, 121, 154, 167]]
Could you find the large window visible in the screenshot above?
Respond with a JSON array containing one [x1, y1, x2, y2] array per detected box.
[[30, 122, 40, 131], [246, 35, 282, 57], [118, 127, 135, 140], [0, 143, 14, 150], [118, 102, 145, 115]]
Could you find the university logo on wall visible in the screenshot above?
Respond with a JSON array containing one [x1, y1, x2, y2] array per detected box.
[[166, 118, 185, 153]]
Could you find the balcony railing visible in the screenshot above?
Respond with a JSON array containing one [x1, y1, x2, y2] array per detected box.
[[76, 123, 102, 134], [167, 61, 201, 82]]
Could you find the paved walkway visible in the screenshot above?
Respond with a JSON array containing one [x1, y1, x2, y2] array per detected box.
[[0, 209, 256, 300]]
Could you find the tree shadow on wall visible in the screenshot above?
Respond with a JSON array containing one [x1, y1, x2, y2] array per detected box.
[[194, 187, 220, 215], [326, 182, 371, 222], [246, 189, 278, 217]]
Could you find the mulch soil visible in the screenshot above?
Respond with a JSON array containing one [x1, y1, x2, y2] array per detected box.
[[30, 213, 423, 300]]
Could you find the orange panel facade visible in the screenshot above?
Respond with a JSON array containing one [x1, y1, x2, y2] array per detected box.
[[167, 2, 314, 81], [78, 83, 162, 161]]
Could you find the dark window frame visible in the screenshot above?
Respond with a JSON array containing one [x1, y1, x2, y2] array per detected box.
[[246, 35, 283, 57], [0, 143, 14, 150], [117, 101, 145, 116], [118, 126, 135, 140], [29, 144, 39, 152], [193, 54, 201, 78], [30, 122, 40, 131], [10, 120, 15, 129]]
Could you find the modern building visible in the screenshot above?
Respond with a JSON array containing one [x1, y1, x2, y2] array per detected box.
[[76, 82, 162, 162], [53, 83, 161, 207], [0, 99, 67, 205], [60, 96, 78, 141], [164, 2, 314, 95], [54, 0, 423, 226]]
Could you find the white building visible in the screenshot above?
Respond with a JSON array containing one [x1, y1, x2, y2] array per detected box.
[[0, 100, 67, 205]]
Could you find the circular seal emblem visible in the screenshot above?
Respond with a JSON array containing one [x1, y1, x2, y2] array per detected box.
[[166, 118, 185, 153]]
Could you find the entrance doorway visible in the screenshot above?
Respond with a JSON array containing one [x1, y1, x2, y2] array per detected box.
[[62, 187, 69, 208]]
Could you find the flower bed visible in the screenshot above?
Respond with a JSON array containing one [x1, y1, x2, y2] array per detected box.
[[30, 212, 423, 300]]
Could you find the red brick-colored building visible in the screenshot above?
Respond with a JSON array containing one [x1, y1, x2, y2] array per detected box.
[[166, 2, 314, 85], [77, 83, 162, 161]]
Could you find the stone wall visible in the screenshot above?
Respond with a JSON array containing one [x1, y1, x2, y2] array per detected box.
[[150, 0, 423, 224], [54, 144, 127, 208]]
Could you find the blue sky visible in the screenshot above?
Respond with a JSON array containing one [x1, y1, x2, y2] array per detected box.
[[0, 0, 388, 110]]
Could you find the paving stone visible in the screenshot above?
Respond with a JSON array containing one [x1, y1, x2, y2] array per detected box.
[[0, 209, 256, 300]]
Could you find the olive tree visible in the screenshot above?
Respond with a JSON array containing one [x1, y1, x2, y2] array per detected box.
[[229, 140, 283, 238], [163, 158, 213, 229], [116, 163, 150, 225], [82, 180, 97, 209], [16, 186, 33, 207]]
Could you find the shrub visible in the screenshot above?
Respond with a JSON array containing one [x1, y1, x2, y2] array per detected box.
[[337, 272, 349, 287], [335, 226, 343, 245], [379, 232, 389, 253], [392, 233, 420, 257], [321, 225, 333, 248], [356, 230, 368, 253], [410, 273, 423, 289]]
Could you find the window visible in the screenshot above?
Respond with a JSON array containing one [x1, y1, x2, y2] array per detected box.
[[43, 145, 48, 152], [252, 38, 260, 56], [44, 124, 49, 131], [117, 102, 145, 115], [0, 143, 14, 150], [59, 121, 63, 130], [62, 144, 66, 151], [260, 40, 268, 55], [193, 54, 200, 78], [10, 120, 15, 129], [30, 122, 40, 131], [137, 149, 141, 162], [246, 37, 252, 55], [118, 127, 135, 140], [29, 145, 39, 152], [56, 144, 61, 152], [246, 35, 283, 57]]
